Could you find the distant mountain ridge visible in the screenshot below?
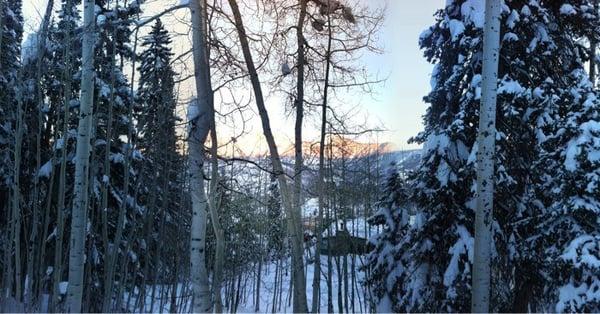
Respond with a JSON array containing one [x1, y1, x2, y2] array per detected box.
[[278, 137, 423, 172], [380, 148, 423, 172], [281, 137, 398, 159]]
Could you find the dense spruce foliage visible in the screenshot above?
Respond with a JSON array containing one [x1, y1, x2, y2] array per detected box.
[[366, 0, 600, 312]]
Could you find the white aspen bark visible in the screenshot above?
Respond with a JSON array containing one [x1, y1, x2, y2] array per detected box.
[[188, 67, 212, 314], [471, 0, 500, 312], [226, 1, 308, 311], [189, 0, 213, 311], [66, 0, 95, 310]]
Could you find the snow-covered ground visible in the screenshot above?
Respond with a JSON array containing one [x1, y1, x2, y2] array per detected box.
[[238, 254, 370, 313], [123, 283, 193, 313], [123, 253, 370, 313], [117, 202, 376, 313]]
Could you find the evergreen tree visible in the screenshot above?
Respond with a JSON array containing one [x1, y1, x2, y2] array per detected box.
[[86, 0, 143, 310], [0, 0, 23, 216], [44, 1, 83, 309], [134, 18, 184, 305], [530, 4, 600, 311], [366, 1, 600, 311], [537, 69, 600, 312], [0, 0, 23, 299], [364, 162, 410, 312], [137, 19, 177, 154], [0, 0, 23, 121], [508, 2, 600, 312], [266, 174, 286, 259]]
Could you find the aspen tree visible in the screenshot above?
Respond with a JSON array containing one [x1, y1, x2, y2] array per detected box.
[[188, 0, 213, 311], [66, 0, 95, 310], [471, 0, 501, 312]]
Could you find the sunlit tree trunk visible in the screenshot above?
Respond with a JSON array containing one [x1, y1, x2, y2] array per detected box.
[[472, 0, 500, 312], [226, 0, 308, 311], [189, 0, 213, 311], [66, 0, 95, 310]]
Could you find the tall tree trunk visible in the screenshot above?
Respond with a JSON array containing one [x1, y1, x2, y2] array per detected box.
[[169, 249, 179, 314], [271, 259, 279, 313], [343, 249, 349, 313], [351, 253, 358, 313], [37, 149, 55, 300], [12, 70, 25, 304], [51, 0, 75, 308], [278, 260, 284, 311], [334, 214, 342, 314], [254, 259, 262, 312], [126, 36, 143, 314], [66, 0, 95, 310], [208, 126, 225, 313], [292, 0, 309, 311], [101, 13, 134, 308], [341, 155, 349, 314], [188, 0, 213, 312], [326, 134, 334, 314], [226, 1, 308, 311], [25, 1, 54, 308], [471, 0, 500, 312], [100, 16, 118, 312], [86, 114, 100, 312], [312, 9, 333, 313], [116, 20, 141, 313]]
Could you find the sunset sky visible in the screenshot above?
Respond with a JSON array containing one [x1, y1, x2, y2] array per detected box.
[[22, 0, 445, 153]]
